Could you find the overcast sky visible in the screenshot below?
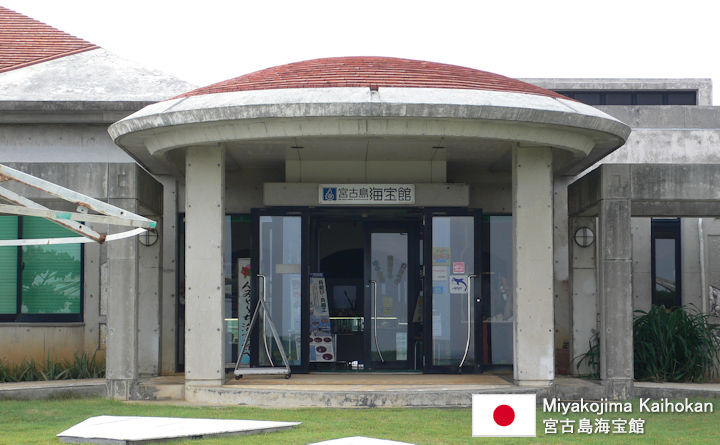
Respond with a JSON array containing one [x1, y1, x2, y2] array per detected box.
[[4, 0, 719, 103]]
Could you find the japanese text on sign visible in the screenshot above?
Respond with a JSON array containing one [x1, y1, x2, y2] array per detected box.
[[319, 184, 415, 205]]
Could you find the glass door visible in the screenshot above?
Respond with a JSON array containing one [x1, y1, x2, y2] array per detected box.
[[424, 210, 482, 373], [251, 209, 309, 372], [366, 224, 417, 370]]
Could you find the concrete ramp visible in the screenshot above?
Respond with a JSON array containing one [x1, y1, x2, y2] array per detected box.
[[57, 415, 300, 444]]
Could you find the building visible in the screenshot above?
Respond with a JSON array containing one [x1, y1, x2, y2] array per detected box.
[[0, 6, 194, 370], [2, 6, 719, 403]]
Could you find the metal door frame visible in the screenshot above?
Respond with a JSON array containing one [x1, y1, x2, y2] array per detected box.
[[422, 208, 483, 373], [364, 221, 419, 370], [250, 207, 310, 373]]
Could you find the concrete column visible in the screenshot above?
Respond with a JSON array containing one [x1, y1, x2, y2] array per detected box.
[[105, 200, 139, 399], [631, 218, 652, 313], [553, 175, 572, 374], [137, 229, 162, 376], [83, 240, 102, 356], [185, 146, 226, 389], [597, 165, 633, 399], [512, 146, 554, 386], [157, 176, 178, 374], [569, 217, 598, 376]]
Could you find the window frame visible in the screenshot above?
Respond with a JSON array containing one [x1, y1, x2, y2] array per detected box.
[[555, 90, 697, 106], [0, 215, 84, 323], [650, 218, 682, 309]]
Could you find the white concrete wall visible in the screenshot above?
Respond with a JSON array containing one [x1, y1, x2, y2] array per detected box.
[[603, 129, 720, 164], [286, 160, 446, 183], [0, 325, 85, 363], [0, 124, 134, 163]]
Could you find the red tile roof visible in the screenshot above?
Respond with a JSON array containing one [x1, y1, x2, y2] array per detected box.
[[177, 56, 568, 100], [0, 6, 98, 74]]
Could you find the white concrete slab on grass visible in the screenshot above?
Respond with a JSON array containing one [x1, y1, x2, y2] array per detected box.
[[309, 437, 415, 445], [57, 415, 300, 444]]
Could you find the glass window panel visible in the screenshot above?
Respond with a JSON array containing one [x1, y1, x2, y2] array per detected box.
[[605, 92, 632, 105], [259, 216, 302, 366], [654, 238, 677, 308], [431, 216, 474, 367], [636, 92, 664, 105], [667, 92, 696, 105], [21, 217, 81, 314], [370, 232, 408, 364], [487, 216, 513, 365], [573, 92, 602, 105], [0, 216, 18, 314]]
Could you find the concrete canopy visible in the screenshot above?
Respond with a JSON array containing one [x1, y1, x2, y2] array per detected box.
[[108, 57, 630, 176]]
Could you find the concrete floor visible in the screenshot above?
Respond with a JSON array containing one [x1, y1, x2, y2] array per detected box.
[[172, 371, 525, 407], [226, 372, 513, 390], [137, 372, 518, 406]]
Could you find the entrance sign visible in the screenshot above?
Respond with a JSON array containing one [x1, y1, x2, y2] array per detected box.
[[309, 273, 336, 362], [319, 184, 415, 205]]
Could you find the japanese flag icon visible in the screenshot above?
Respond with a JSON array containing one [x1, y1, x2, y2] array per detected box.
[[472, 394, 536, 437]]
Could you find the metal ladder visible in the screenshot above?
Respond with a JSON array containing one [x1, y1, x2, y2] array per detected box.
[[234, 274, 291, 379]]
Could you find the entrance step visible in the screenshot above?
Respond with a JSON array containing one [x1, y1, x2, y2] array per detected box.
[[187, 372, 538, 407], [134, 375, 184, 401]]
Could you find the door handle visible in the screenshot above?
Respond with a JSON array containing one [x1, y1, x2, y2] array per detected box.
[[369, 279, 385, 364], [459, 274, 477, 370]]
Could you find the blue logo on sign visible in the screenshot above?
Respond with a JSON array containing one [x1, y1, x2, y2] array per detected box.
[[323, 187, 337, 201]]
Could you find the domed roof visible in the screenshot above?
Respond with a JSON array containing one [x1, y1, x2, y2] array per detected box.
[[176, 56, 568, 99]]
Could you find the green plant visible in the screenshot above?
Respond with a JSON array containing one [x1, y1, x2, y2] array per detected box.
[[21, 359, 42, 381], [39, 356, 70, 381], [634, 304, 720, 382], [0, 352, 104, 383], [574, 330, 600, 379], [0, 359, 10, 382], [65, 351, 105, 379]]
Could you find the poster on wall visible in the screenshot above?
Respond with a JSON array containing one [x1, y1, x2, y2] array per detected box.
[[237, 258, 251, 364], [309, 273, 335, 362], [432, 247, 451, 265]]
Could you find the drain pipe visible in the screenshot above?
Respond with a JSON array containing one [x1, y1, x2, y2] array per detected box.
[[699, 218, 707, 314]]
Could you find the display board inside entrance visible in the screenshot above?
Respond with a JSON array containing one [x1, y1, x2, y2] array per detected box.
[[236, 258, 251, 365], [319, 184, 415, 205], [309, 273, 336, 362]]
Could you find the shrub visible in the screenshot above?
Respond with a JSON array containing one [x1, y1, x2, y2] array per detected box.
[[634, 305, 720, 382], [575, 304, 720, 382], [65, 352, 105, 379], [0, 352, 105, 383], [40, 357, 70, 381], [574, 330, 600, 379]]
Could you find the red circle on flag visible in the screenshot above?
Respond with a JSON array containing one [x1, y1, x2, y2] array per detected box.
[[493, 404, 515, 426]]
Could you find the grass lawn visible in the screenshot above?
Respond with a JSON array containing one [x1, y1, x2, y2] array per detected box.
[[0, 397, 718, 444]]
